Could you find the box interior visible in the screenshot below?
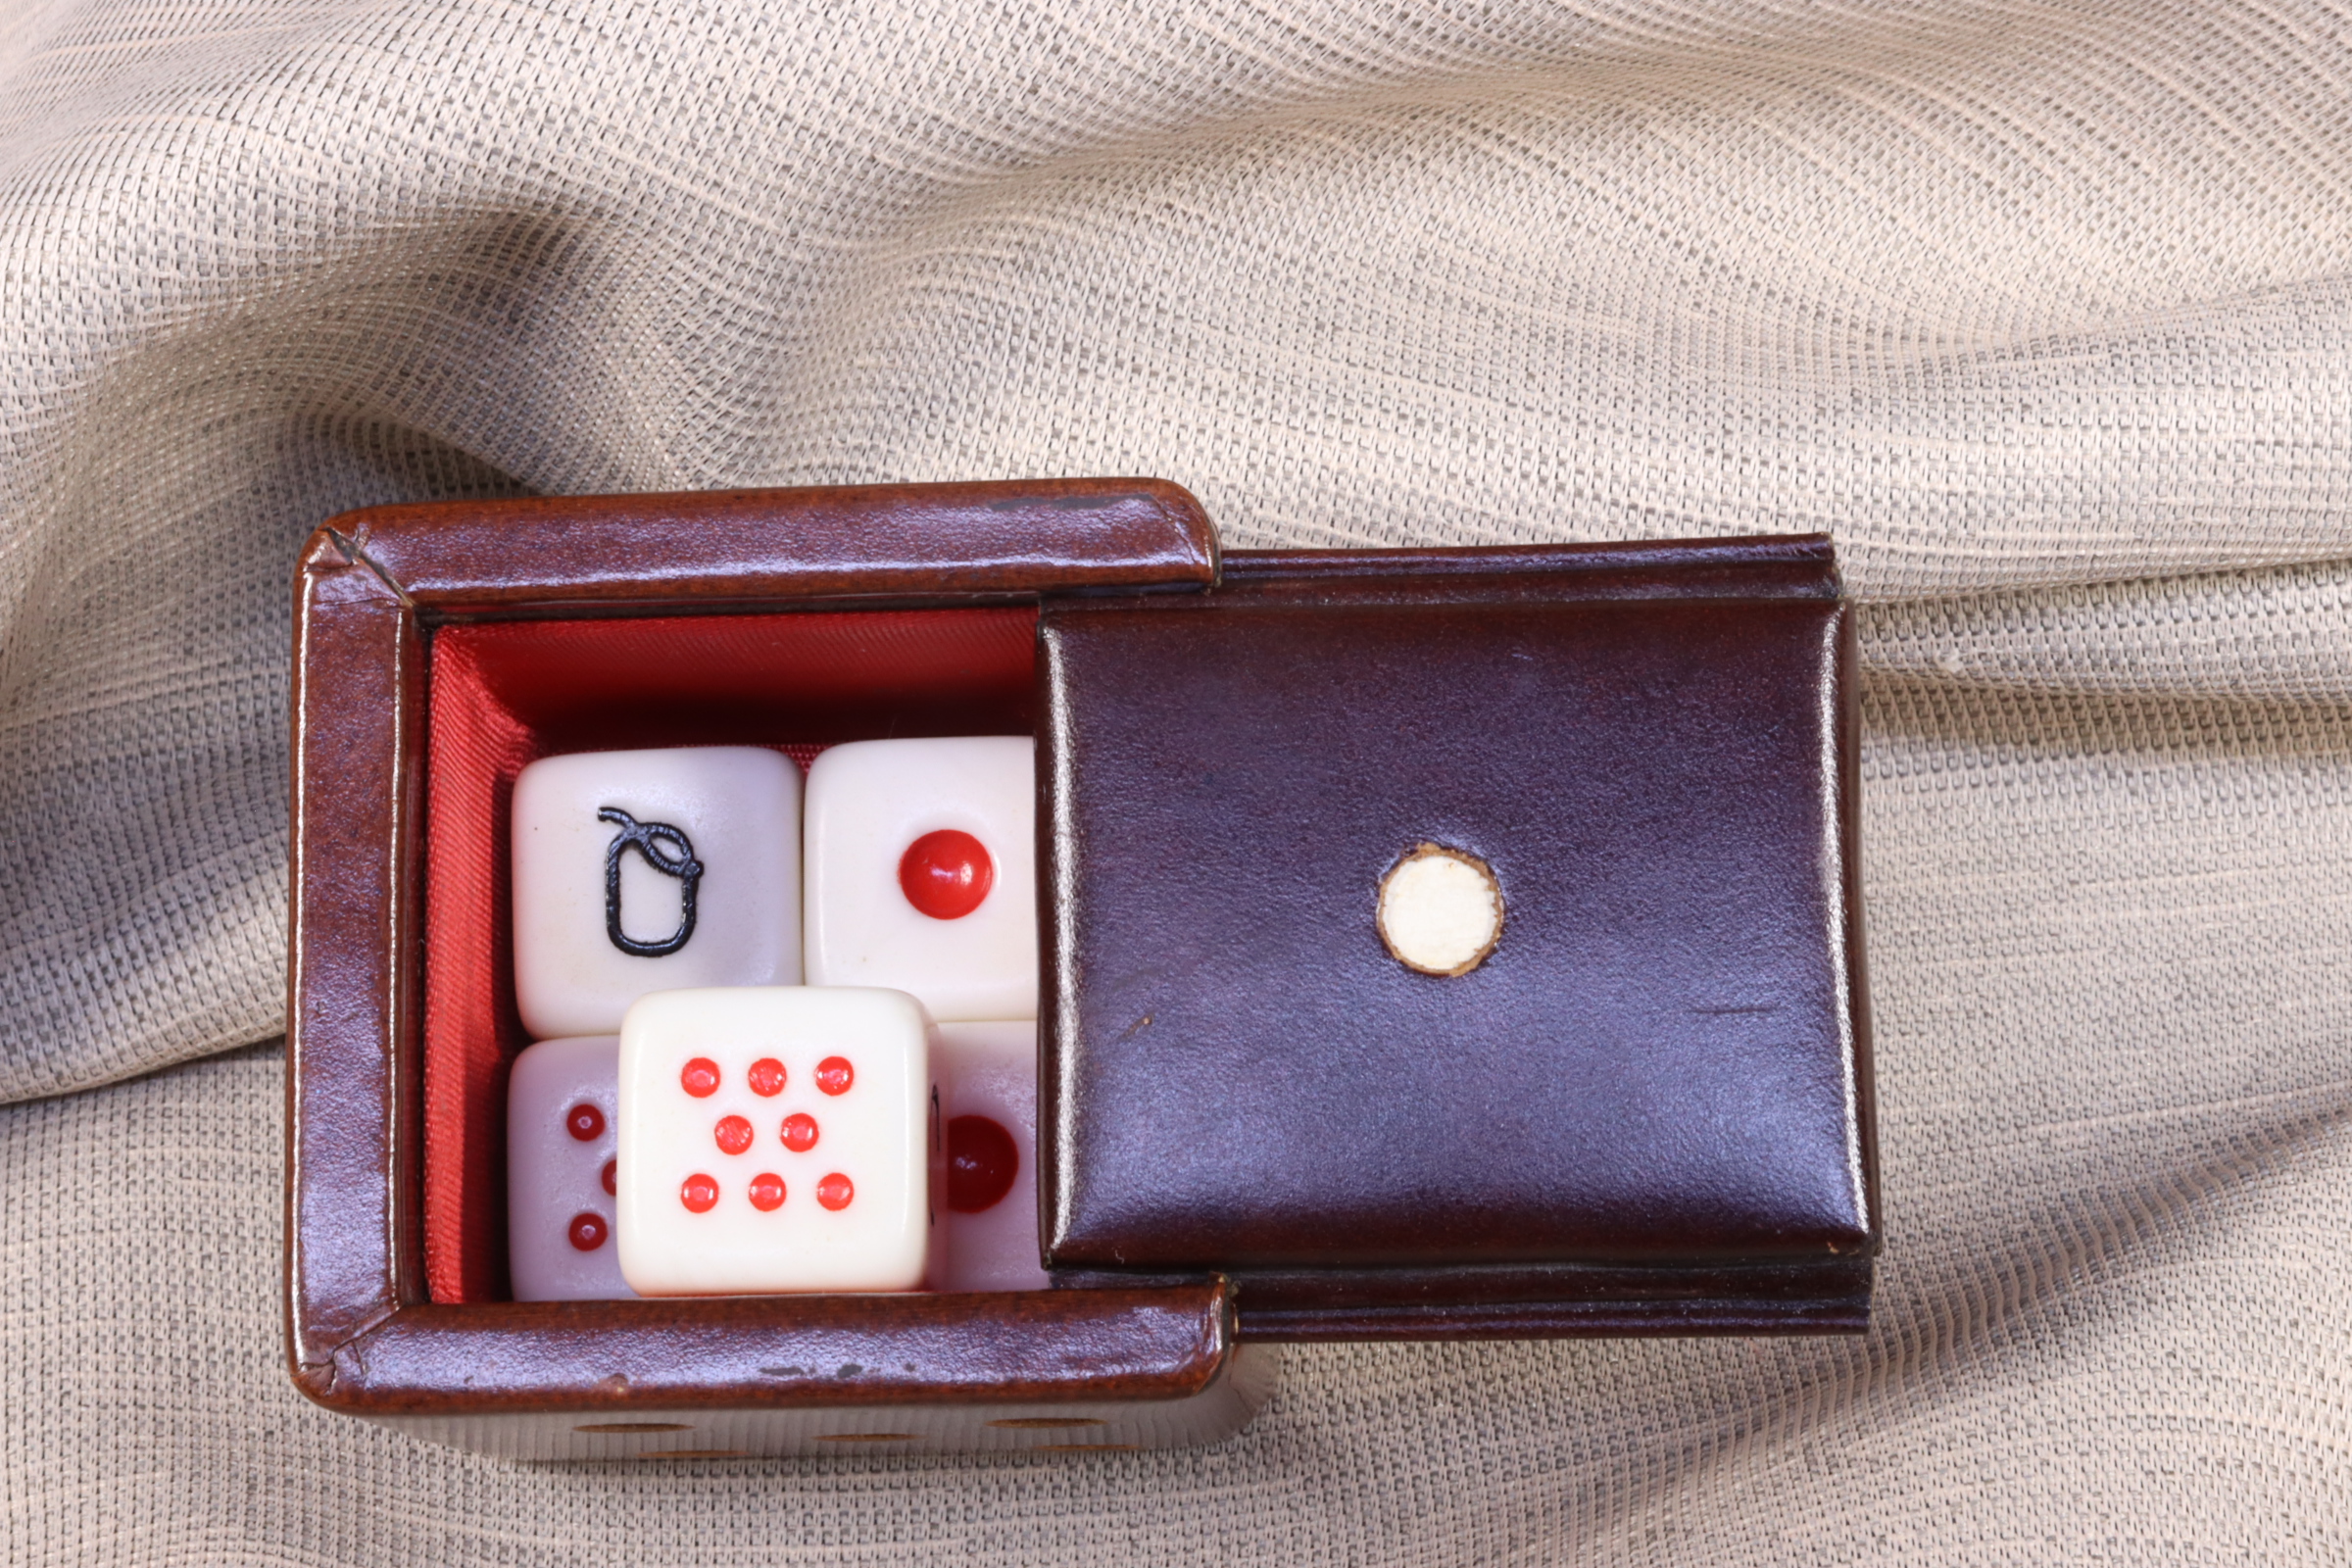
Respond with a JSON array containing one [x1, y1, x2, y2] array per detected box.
[[422, 606, 1039, 1303]]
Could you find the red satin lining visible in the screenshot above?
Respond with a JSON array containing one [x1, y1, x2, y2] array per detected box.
[[421, 607, 1038, 1303]]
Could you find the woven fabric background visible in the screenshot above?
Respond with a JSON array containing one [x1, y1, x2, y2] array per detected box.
[[2, 1, 2347, 1560]]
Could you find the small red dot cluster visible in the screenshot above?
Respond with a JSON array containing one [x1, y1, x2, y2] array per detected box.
[[668, 1051, 858, 1214], [678, 1170, 853, 1213], [559, 1099, 616, 1251], [696, 1110, 826, 1153], [683, 1056, 851, 1097]]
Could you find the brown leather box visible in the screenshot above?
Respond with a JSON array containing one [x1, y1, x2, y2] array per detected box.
[[284, 478, 1876, 1460]]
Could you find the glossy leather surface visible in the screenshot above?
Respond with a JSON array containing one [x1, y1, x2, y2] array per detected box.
[[287, 531, 427, 1378], [332, 476, 1217, 614], [1039, 537, 1876, 1332], [305, 1289, 1240, 1414]]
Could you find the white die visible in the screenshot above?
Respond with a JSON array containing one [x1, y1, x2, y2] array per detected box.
[[615, 987, 938, 1296], [505, 1035, 637, 1301], [933, 1020, 1050, 1292], [803, 737, 1036, 1022], [512, 746, 802, 1040]]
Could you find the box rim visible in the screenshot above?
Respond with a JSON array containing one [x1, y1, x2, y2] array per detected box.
[[284, 479, 1236, 1414]]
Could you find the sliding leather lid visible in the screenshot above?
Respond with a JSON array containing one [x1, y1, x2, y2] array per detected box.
[[1036, 537, 1877, 1340]]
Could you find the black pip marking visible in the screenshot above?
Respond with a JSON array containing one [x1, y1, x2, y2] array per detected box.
[[599, 808, 703, 957]]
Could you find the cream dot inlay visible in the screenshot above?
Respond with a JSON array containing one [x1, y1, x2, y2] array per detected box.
[[1377, 845, 1503, 977]]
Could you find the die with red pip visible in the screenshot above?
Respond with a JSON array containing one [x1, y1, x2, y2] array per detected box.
[[505, 1035, 637, 1300]]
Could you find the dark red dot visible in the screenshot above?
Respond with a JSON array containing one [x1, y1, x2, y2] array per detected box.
[[567, 1212, 608, 1251], [680, 1057, 721, 1098], [600, 1158, 616, 1196], [713, 1114, 754, 1156], [748, 1172, 786, 1212], [564, 1102, 605, 1142], [747, 1057, 786, 1097], [781, 1112, 819, 1152], [816, 1172, 855, 1211], [947, 1115, 1020, 1214], [814, 1055, 854, 1096], [680, 1173, 719, 1213], [899, 829, 995, 920]]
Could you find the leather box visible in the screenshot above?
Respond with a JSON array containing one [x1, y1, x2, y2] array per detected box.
[[284, 478, 1876, 1460]]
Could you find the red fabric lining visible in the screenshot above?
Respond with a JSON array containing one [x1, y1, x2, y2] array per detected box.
[[421, 607, 1038, 1303]]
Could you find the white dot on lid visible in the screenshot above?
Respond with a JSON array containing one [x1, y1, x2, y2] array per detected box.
[[1377, 845, 1502, 977]]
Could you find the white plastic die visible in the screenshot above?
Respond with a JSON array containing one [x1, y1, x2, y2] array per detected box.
[[803, 736, 1036, 1022], [933, 1020, 1050, 1292], [505, 1035, 637, 1301], [615, 987, 939, 1296], [512, 746, 803, 1040]]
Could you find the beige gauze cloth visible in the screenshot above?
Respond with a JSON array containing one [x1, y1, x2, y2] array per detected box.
[[3, 1, 2349, 1561]]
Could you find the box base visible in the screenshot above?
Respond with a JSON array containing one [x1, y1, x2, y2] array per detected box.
[[355, 1346, 1282, 1459], [1056, 1257, 1876, 1342]]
